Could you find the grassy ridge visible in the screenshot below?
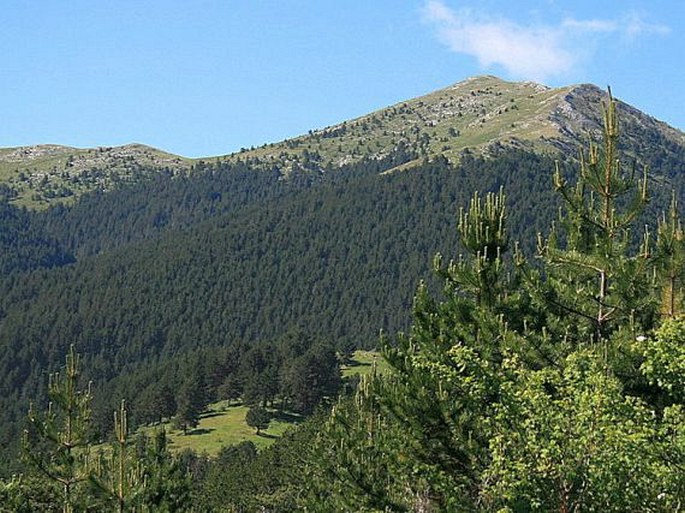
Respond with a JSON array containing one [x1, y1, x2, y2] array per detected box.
[[4, 76, 684, 209], [0, 144, 191, 209], [223, 76, 572, 175]]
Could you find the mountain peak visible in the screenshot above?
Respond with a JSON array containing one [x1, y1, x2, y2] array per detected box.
[[223, 75, 684, 176], [1, 76, 683, 209], [451, 74, 550, 92], [223, 75, 577, 172]]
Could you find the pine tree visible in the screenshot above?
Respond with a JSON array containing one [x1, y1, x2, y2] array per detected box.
[[654, 193, 685, 318], [172, 381, 202, 435], [20, 347, 193, 512], [135, 429, 192, 512], [303, 90, 685, 511], [173, 361, 206, 435], [90, 400, 146, 512], [22, 345, 93, 513], [532, 90, 655, 357], [281, 343, 341, 414], [305, 372, 432, 512]]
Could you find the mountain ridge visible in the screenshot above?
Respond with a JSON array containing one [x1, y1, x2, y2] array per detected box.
[[222, 75, 685, 171], [1, 76, 683, 208], [0, 143, 192, 208]]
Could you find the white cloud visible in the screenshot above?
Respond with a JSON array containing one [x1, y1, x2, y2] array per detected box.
[[621, 12, 670, 39], [422, 1, 670, 82], [562, 13, 670, 39], [561, 18, 617, 33]]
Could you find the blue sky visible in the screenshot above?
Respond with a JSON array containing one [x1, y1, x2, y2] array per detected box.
[[2, 1, 682, 157]]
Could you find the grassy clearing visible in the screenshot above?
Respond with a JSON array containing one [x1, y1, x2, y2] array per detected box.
[[341, 350, 390, 378], [136, 403, 301, 457], [116, 350, 388, 457]]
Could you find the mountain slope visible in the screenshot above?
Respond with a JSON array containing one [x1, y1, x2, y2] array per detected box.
[[0, 143, 191, 208], [222, 75, 685, 174], [0, 151, 562, 462], [3, 76, 683, 209]]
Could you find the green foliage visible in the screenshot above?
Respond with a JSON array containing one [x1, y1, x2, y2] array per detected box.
[[0, 200, 74, 274], [245, 406, 271, 435], [22, 345, 94, 513], [305, 93, 685, 511], [133, 430, 192, 513], [306, 375, 440, 512], [193, 441, 259, 511], [0, 475, 61, 513], [484, 351, 668, 511], [638, 317, 685, 402], [172, 362, 207, 435], [90, 401, 146, 512], [280, 342, 341, 414]]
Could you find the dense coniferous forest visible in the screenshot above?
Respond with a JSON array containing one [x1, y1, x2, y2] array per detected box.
[[0, 148, 572, 464], [0, 149, 683, 452], [1, 87, 685, 510]]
